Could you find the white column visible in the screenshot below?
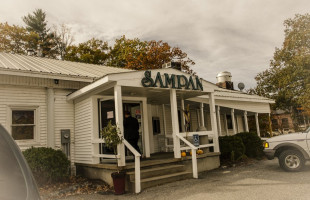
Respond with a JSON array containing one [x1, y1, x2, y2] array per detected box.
[[209, 93, 219, 152], [224, 114, 228, 136], [231, 109, 237, 135], [170, 89, 181, 158], [114, 85, 125, 166], [142, 99, 150, 157], [244, 111, 249, 132], [200, 102, 205, 127], [216, 106, 222, 136], [47, 88, 55, 148], [162, 104, 169, 152], [255, 113, 260, 137], [180, 99, 185, 132]]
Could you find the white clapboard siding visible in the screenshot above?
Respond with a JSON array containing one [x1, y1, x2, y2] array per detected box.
[[74, 97, 94, 164], [54, 89, 75, 164], [190, 110, 199, 132], [0, 85, 47, 150]]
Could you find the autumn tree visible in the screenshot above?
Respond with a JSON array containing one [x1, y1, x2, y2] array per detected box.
[[252, 13, 310, 123], [108, 35, 195, 73], [65, 38, 109, 64], [0, 22, 39, 54], [23, 9, 58, 58]]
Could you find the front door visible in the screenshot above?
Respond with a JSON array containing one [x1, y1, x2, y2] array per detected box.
[[99, 98, 145, 158]]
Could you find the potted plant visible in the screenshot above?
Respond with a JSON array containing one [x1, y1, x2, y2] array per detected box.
[[101, 121, 126, 195]]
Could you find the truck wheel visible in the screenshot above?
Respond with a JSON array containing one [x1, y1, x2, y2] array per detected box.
[[278, 149, 305, 172]]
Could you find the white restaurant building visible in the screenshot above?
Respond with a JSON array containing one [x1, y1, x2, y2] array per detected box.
[[0, 52, 273, 192]]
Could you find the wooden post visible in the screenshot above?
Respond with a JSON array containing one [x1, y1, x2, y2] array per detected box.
[[255, 113, 260, 137], [170, 89, 181, 158], [200, 102, 205, 127], [244, 111, 249, 132], [216, 106, 222, 136], [231, 109, 237, 135], [268, 113, 273, 137], [114, 85, 125, 166], [224, 114, 228, 136], [180, 99, 185, 132], [209, 93, 219, 152], [142, 99, 150, 158]]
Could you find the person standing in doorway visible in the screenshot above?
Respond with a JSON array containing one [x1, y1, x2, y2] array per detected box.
[[124, 111, 141, 154]]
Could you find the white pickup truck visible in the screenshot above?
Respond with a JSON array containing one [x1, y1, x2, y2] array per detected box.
[[264, 127, 310, 172]]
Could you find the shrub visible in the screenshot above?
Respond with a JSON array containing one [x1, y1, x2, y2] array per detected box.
[[236, 132, 264, 158], [219, 135, 245, 162], [23, 147, 70, 185]]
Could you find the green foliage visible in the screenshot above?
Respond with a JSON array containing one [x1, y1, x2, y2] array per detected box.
[[219, 135, 245, 162], [65, 38, 108, 64], [236, 132, 264, 158], [251, 13, 310, 120], [23, 147, 70, 185], [101, 121, 123, 155]]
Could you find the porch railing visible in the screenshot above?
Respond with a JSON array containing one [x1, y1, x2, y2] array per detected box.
[[176, 133, 198, 178], [92, 139, 141, 194], [123, 139, 141, 194]]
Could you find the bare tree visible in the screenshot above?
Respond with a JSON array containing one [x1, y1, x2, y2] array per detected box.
[[53, 23, 74, 60]]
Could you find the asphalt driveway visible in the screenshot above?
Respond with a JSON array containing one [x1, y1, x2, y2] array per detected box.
[[60, 159, 310, 200]]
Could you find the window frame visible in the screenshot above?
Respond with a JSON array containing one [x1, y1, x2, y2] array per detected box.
[[7, 105, 40, 145]]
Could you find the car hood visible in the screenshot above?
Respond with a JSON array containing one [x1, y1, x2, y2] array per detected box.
[[267, 132, 305, 143]]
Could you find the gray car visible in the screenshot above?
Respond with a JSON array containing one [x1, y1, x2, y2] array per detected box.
[[0, 124, 41, 200]]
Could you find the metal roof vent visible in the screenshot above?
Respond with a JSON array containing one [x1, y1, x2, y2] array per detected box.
[[216, 71, 234, 90]]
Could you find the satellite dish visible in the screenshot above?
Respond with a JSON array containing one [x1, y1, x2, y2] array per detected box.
[[238, 82, 245, 91]]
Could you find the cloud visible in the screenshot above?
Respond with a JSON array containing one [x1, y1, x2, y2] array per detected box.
[[0, 0, 309, 88]]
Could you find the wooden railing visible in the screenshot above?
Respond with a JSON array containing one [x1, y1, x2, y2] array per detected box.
[[92, 139, 141, 194]]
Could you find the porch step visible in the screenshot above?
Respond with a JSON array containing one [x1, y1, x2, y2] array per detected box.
[[127, 164, 185, 181], [130, 171, 192, 191]]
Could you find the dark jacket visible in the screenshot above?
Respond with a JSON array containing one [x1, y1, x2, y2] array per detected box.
[[124, 116, 139, 140]]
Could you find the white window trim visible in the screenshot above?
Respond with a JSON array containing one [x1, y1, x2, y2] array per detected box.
[[6, 105, 40, 146]]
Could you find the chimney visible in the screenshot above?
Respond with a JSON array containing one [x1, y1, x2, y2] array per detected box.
[[27, 49, 35, 56], [162, 61, 182, 71], [216, 71, 234, 90]]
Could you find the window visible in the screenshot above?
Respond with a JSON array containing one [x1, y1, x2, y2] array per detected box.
[[152, 117, 161, 135], [11, 110, 35, 140]]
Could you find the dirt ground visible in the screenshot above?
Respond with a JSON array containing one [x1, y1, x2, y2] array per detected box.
[[42, 159, 310, 200]]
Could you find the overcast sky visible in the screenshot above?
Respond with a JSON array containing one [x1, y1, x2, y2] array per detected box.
[[0, 0, 309, 88]]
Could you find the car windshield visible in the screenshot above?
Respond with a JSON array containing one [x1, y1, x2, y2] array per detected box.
[[0, 129, 28, 200]]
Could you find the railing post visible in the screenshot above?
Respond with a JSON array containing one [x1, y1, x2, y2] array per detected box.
[[192, 149, 198, 178], [135, 156, 141, 193]]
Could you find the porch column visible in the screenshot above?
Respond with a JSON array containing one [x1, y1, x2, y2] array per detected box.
[[114, 85, 125, 166], [216, 106, 222, 136], [200, 102, 205, 128], [170, 89, 181, 158], [162, 104, 169, 152], [255, 113, 260, 137], [209, 93, 219, 152], [231, 109, 237, 135], [268, 113, 273, 137], [47, 88, 55, 148], [224, 114, 228, 136], [142, 99, 150, 157], [180, 99, 185, 132], [244, 111, 249, 132]]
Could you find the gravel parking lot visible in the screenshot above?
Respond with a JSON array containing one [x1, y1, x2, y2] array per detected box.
[[59, 159, 310, 200]]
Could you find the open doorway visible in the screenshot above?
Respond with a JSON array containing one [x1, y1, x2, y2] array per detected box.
[[98, 99, 144, 159]]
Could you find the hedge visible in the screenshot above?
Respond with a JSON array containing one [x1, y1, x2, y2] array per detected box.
[[23, 147, 70, 185]]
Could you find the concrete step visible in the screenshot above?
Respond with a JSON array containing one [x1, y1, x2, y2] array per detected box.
[[127, 164, 185, 181], [131, 171, 192, 191]]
